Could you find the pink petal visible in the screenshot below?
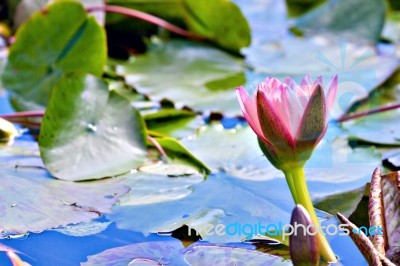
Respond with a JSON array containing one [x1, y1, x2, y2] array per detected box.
[[236, 86, 268, 143], [275, 84, 293, 133], [326, 75, 338, 111], [311, 76, 323, 94], [300, 74, 313, 97], [257, 90, 295, 148], [295, 85, 326, 144], [286, 87, 305, 135]]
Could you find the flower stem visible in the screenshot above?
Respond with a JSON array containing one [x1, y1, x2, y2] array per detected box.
[[291, 167, 337, 263], [283, 170, 298, 203]]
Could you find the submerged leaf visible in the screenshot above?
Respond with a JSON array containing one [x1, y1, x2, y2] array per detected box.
[[39, 73, 147, 181], [3, 0, 106, 110]]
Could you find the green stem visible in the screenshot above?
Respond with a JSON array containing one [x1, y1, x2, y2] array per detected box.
[[283, 170, 298, 203], [292, 167, 337, 263]]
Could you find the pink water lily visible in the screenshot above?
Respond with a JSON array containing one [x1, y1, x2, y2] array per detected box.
[[237, 74, 339, 262], [236, 74, 338, 169]]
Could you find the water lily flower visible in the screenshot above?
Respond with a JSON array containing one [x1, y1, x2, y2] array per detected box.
[[236, 75, 337, 171], [236, 75, 338, 263]]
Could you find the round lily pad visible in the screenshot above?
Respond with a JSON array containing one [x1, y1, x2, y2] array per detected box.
[[39, 73, 147, 181]]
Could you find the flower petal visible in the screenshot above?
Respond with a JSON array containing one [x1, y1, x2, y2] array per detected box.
[[295, 85, 326, 145], [256, 89, 295, 149], [326, 75, 338, 111], [300, 74, 313, 97], [236, 87, 267, 143], [286, 87, 306, 135]]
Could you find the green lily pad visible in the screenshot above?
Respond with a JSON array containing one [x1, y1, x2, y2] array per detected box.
[[182, 0, 251, 53], [14, 0, 105, 28], [151, 136, 211, 175], [2, 0, 106, 110], [39, 73, 147, 181], [0, 140, 129, 237], [116, 40, 246, 116], [314, 185, 367, 217], [144, 109, 204, 139]]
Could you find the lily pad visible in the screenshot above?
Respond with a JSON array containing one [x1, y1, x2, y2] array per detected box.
[[144, 109, 204, 139], [14, 0, 105, 28], [151, 136, 211, 175], [182, 0, 251, 53], [0, 140, 129, 237], [344, 109, 400, 145], [39, 73, 148, 181], [2, 0, 106, 109], [82, 240, 288, 266], [116, 40, 246, 116], [294, 0, 386, 42], [51, 221, 112, 237], [314, 185, 367, 217]]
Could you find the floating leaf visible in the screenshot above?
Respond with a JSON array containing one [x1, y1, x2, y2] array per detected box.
[[314, 185, 367, 217], [14, 0, 105, 28], [152, 136, 211, 175], [108, 170, 292, 243], [344, 110, 400, 145], [3, 0, 106, 110], [121, 163, 203, 206], [52, 221, 112, 237], [294, 0, 386, 42], [82, 240, 288, 266], [116, 40, 245, 116], [144, 109, 204, 139], [383, 149, 400, 170], [0, 140, 129, 237], [39, 73, 147, 181], [182, 0, 251, 53]]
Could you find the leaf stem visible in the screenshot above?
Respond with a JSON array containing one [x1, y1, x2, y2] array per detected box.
[[337, 101, 400, 122], [291, 167, 337, 263], [147, 135, 168, 162], [86, 5, 208, 41], [0, 111, 44, 119]]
